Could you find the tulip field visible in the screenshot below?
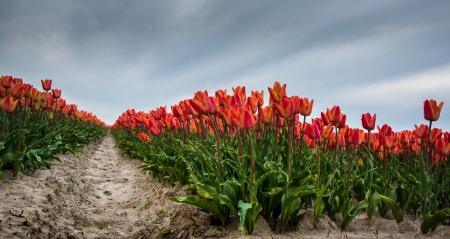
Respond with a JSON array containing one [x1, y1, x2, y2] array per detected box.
[[112, 82, 450, 235], [0, 75, 107, 180], [2, 75, 450, 237]]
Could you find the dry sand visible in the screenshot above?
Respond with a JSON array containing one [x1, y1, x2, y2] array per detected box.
[[1, 131, 449, 238]]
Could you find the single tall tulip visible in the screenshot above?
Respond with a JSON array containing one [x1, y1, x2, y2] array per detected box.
[[424, 99, 444, 122], [41, 79, 52, 91], [361, 113, 376, 131]]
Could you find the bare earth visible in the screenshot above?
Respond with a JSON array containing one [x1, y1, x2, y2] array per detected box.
[[1, 131, 450, 239]]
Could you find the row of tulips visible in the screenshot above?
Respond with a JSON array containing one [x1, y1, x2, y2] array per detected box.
[[0, 75, 107, 179], [112, 81, 449, 235]]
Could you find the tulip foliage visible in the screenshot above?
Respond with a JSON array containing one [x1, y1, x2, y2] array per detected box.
[[112, 82, 449, 235], [0, 75, 107, 179]]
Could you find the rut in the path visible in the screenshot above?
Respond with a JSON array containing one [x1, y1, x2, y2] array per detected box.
[[0, 131, 275, 239]]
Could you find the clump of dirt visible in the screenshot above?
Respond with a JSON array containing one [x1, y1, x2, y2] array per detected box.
[[1, 131, 450, 238]]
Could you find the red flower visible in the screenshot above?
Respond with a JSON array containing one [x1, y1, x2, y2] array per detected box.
[[1, 96, 19, 113], [138, 132, 151, 142], [326, 106, 342, 125], [1, 75, 14, 89], [436, 138, 450, 156], [41, 79, 52, 91], [52, 89, 62, 99], [361, 113, 376, 131], [424, 99, 444, 122]]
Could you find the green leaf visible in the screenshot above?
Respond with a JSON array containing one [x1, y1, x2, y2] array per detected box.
[[158, 166, 186, 185], [237, 200, 262, 236], [421, 208, 450, 233], [340, 195, 369, 230], [1, 151, 25, 163], [169, 196, 226, 222]]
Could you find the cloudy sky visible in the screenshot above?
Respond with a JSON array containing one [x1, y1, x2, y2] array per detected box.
[[1, 0, 449, 131]]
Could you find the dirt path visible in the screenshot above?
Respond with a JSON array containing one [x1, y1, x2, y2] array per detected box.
[[1, 131, 450, 239]]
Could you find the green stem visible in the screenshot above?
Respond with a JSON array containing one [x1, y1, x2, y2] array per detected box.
[[425, 121, 432, 174], [248, 130, 255, 203]]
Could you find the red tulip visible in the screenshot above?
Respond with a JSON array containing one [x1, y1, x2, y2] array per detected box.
[[361, 113, 376, 131], [138, 132, 151, 142], [41, 79, 52, 91], [320, 112, 331, 125], [414, 124, 428, 139], [11, 84, 26, 99], [326, 106, 342, 125], [436, 138, 450, 156], [52, 89, 62, 99], [1, 75, 14, 89], [336, 114, 347, 129], [350, 129, 365, 146], [239, 107, 255, 130], [304, 135, 316, 148], [305, 123, 320, 139], [330, 132, 345, 148], [424, 99, 444, 122]]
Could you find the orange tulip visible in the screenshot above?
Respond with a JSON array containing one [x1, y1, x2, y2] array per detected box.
[[232, 86, 246, 103], [273, 97, 294, 119], [330, 132, 345, 148], [138, 132, 151, 142], [429, 128, 443, 145], [372, 139, 383, 152], [424, 99, 444, 122], [13, 78, 23, 85], [268, 81, 287, 106], [246, 96, 258, 113], [361, 113, 376, 131], [190, 91, 210, 116], [357, 158, 363, 166], [11, 84, 26, 99], [1, 75, 14, 89], [0, 87, 5, 98], [436, 138, 450, 156], [215, 89, 228, 107], [258, 106, 272, 125], [380, 135, 394, 149], [1, 96, 19, 113], [149, 124, 161, 136], [41, 79, 52, 91], [321, 124, 334, 139], [228, 106, 241, 128], [299, 97, 314, 117], [326, 106, 342, 125], [251, 90, 264, 107]]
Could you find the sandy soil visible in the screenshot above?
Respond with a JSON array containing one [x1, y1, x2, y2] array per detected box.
[[1, 131, 450, 239]]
